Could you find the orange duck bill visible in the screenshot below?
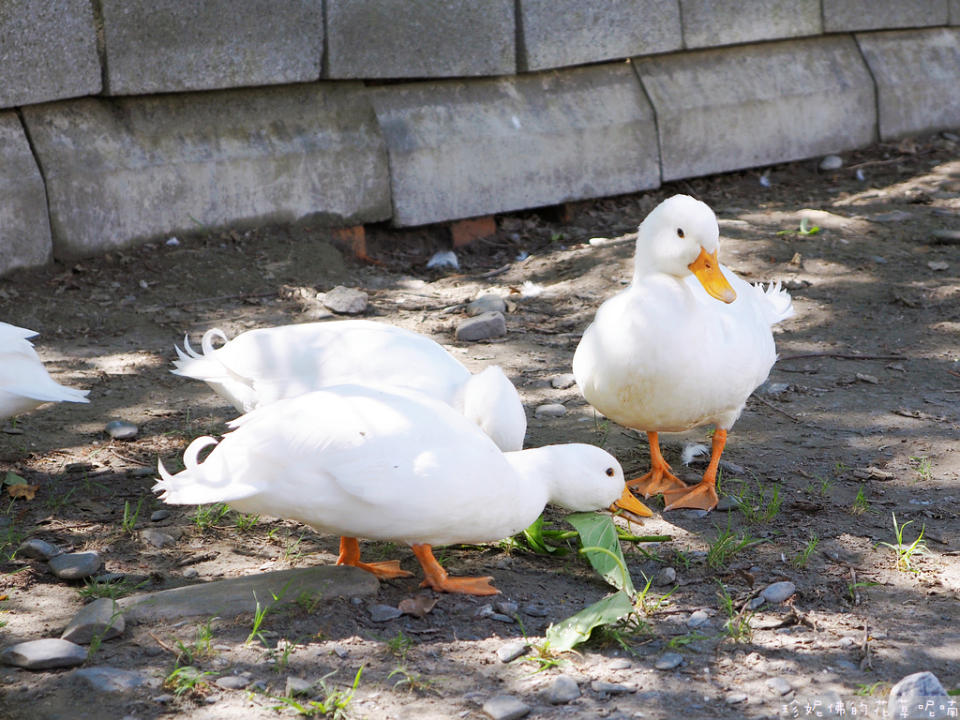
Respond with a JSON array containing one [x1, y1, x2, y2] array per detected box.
[[688, 247, 736, 304]]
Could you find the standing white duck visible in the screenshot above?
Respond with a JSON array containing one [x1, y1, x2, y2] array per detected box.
[[155, 384, 651, 595], [0, 322, 89, 420], [172, 320, 526, 452], [573, 195, 793, 511]]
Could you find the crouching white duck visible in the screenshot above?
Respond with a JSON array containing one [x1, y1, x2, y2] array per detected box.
[[573, 195, 793, 512], [172, 320, 527, 452], [0, 322, 89, 420], [155, 384, 651, 595]]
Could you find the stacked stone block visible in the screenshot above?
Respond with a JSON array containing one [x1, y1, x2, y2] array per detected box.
[[0, 0, 958, 275]]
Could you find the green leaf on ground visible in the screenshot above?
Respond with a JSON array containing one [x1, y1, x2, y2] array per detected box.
[[3, 472, 27, 486], [545, 590, 635, 652], [566, 512, 635, 595]]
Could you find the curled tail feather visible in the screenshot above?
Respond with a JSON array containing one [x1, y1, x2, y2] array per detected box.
[[171, 328, 229, 377], [155, 435, 219, 502], [755, 281, 794, 326]]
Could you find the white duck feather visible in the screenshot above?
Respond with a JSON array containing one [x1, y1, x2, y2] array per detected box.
[[0, 322, 89, 419], [172, 320, 526, 452], [573, 195, 793, 510], [155, 384, 644, 594]]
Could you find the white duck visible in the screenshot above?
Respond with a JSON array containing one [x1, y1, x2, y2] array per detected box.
[[155, 384, 651, 595], [573, 195, 793, 511], [172, 320, 527, 452], [0, 322, 89, 420]]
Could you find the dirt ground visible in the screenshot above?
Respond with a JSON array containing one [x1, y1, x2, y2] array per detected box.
[[1, 131, 959, 720]]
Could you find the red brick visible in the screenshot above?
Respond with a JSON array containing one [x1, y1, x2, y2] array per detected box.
[[450, 216, 497, 249]]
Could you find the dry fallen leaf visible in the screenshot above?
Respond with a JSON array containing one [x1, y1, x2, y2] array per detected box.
[[7, 483, 38, 501], [398, 594, 438, 618]]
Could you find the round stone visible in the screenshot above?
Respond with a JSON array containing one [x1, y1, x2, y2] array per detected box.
[[819, 155, 843, 171], [467, 294, 507, 316], [18, 538, 63, 560], [655, 652, 683, 670], [761, 581, 796, 604], [49, 551, 102, 580], [547, 675, 580, 704], [105, 420, 139, 440], [534, 403, 567, 419]]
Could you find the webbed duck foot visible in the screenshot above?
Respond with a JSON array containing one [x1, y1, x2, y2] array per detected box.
[[662, 481, 719, 512], [412, 544, 500, 596], [627, 432, 688, 497], [336, 536, 414, 580], [627, 467, 687, 497]]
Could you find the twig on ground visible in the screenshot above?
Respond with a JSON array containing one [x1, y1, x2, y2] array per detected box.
[[751, 395, 802, 424]]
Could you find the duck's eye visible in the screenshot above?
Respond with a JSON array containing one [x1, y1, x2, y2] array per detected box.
[[605, 467, 615, 477], [677, 228, 685, 238]]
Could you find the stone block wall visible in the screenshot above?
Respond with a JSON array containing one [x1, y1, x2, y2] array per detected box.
[[1, 0, 959, 276]]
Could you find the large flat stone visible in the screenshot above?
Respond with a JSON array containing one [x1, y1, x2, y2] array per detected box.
[[118, 565, 378, 623], [517, 0, 681, 71], [0, 113, 53, 276], [100, 0, 322, 94], [823, 0, 949, 32], [21, 85, 390, 260], [0, 0, 99, 107], [679, 0, 821, 49], [856, 29, 960, 140], [325, 0, 514, 79], [635, 37, 876, 182], [372, 64, 659, 227]]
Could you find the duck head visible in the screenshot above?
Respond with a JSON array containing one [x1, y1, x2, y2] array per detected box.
[[508, 444, 652, 518], [634, 194, 736, 304]]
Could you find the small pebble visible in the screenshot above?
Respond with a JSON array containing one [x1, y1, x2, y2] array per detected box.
[[927, 260, 950, 271], [73, 666, 154, 693], [748, 596, 765, 610], [888, 671, 948, 720], [153, 694, 175, 704], [426, 250, 459, 270], [550, 373, 577, 390], [654, 566, 676, 586], [494, 600, 519, 616], [285, 676, 313, 696], [546, 675, 580, 704], [321, 286, 368, 315], [725, 691, 748, 704], [48, 551, 102, 580], [761, 581, 796, 604], [819, 155, 843, 171], [482, 694, 531, 720], [715, 496, 741, 512], [855, 373, 879, 384], [591, 680, 636, 695], [522, 603, 550, 617], [150, 510, 171, 522], [61, 597, 124, 644], [496, 641, 529, 663], [368, 604, 403, 623], [0, 638, 87, 670], [609, 658, 632, 670], [534, 403, 567, 419], [686, 609, 711, 628], [766, 677, 792, 695], [182, 567, 199, 579], [456, 312, 506, 342], [18, 538, 63, 560], [105, 420, 139, 440], [216, 675, 251, 690], [655, 652, 683, 670], [331, 645, 349, 659], [140, 528, 176, 549], [467, 295, 507, 317]]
